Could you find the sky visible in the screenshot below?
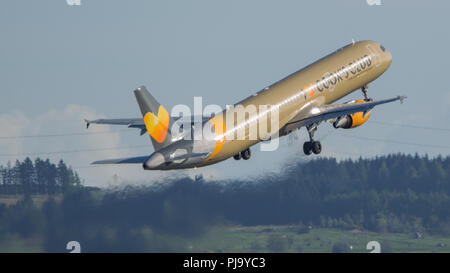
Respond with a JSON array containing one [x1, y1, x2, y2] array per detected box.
[[1, 0, 450, 187]]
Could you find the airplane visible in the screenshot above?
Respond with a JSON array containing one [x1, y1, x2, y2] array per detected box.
[[85, 40, 405, 170]]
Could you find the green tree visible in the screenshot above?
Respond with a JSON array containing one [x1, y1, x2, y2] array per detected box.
[[19, 157, 36, 197]]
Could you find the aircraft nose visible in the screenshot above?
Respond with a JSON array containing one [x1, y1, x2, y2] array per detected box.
[[143, 152, 165, 170], [378, 43, 392, 66], [386, 50, 392, 65]]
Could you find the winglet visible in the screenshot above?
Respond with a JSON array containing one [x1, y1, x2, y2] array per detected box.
[[84, 119, 90, 129], [398, 96, 407, 104]]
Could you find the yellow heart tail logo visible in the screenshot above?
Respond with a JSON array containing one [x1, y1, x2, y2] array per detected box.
[[143, 106, 169, 143]]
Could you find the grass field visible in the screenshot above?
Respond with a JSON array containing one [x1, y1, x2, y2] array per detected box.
[[0, 234, 44, 253], [189, 225, 450, 253], [0, 194, 61, 208], [1, 225, 449, 253]]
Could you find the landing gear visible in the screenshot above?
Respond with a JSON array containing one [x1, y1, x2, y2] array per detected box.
[[303, 142, 313, 155], [241, 148, 251, 160], [361, 84, 372, 102], [303, 141, 321, 155], [233, 148, 251, 160], [303, 123, 322, 155], [312, 141, 322, 154]]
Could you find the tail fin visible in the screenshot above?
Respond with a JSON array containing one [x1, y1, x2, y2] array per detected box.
[[134, 86, 173, 151]]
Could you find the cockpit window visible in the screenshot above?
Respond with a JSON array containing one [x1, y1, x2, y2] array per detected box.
[[380, 44, 386, 52]]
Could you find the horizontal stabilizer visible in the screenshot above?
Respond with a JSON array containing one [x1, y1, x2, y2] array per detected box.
[[92, 156, 149, 165], [85, 118, 144, 127]]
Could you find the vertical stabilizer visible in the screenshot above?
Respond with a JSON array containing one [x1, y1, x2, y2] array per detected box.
[[134, 86, 173, 151]]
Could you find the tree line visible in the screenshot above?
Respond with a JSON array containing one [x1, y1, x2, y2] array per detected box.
[[0, 157, 82, 196]]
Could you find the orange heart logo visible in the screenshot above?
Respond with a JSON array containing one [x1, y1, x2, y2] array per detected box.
[[143, 105, 169, 143]]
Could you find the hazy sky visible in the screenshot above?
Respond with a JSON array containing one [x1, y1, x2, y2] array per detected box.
[[1, 0, 449, 186]]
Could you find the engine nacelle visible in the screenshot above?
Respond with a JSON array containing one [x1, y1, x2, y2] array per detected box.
[[333, 100, 371, 129]]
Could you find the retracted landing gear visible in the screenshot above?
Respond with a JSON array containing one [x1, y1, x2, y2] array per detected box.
[[303, 123, 322, 155], [233, 148, 251, 160]]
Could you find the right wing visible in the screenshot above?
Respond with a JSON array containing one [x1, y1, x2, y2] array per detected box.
[[281, 96, 406, 133]]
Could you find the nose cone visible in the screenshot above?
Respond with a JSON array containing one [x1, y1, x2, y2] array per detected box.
[[385, 50, 392, 66], [377, 42, 392, 68], [143, 152, 165, 170]]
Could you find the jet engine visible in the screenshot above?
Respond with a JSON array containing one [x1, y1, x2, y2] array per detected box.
[[333, 100, 371, 129]]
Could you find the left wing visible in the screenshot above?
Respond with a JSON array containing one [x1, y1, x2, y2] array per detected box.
[[281, 96, 406, 133]]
